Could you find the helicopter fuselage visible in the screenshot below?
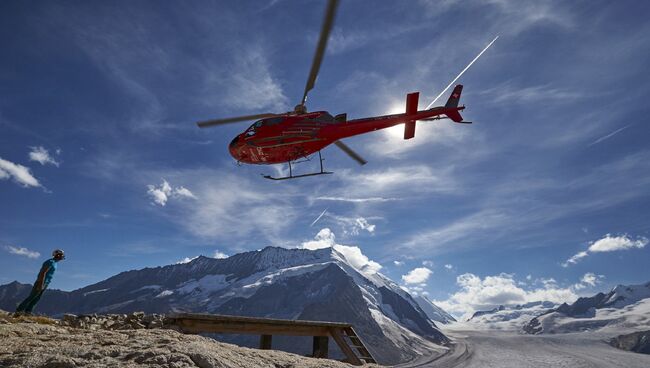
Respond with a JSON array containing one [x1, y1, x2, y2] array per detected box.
[[228, 104, 464, 165]]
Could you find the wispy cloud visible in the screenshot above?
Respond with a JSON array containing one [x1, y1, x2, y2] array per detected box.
[[205, 47, 288, 112], [400, 151, 650, 255], [419, 0, 573, 33], [4, 245, 41, 259], [168, 171, 299, 240], [481, 82, 583, 104], [28, 146, 61, 167], [327, 214, 378, 236], [313, 196, 398, 203], [0, 157, 42, 188]]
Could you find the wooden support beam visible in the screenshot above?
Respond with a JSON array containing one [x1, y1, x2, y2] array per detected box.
[[312, 336, 329, 358], [329, 327, 363, 366], [260, 335, 272, 350]]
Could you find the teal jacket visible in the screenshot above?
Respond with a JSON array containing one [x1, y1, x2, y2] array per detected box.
[[37, 258, 57, 288]]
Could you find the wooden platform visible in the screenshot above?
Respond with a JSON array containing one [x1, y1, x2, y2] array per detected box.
[[167, 313, 376, 365]]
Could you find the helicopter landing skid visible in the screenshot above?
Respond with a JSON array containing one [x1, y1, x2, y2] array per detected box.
[[262, 151, 333, 181]]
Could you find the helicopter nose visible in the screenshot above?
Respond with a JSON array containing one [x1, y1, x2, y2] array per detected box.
[[229, 135, 240, 148], [229, 135, 243, 161]]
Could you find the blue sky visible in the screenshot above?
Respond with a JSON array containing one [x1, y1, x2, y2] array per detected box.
[[1, 0, 649, 317]]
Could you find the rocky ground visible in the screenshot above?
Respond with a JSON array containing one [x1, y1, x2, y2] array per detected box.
[[610, 330, 650, 354], [0, 310, 375, 368]]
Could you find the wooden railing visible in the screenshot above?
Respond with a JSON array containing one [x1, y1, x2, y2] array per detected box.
[[167, 313, 376, 365]]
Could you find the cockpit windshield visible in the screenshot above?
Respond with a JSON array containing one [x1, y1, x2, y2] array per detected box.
[[246, 117, 284, 136]]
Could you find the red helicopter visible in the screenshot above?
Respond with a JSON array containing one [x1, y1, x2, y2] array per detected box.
[[197, 0, 497, 180]]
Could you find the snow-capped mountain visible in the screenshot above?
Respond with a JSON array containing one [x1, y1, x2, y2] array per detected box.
[[0, 246, 447, 365], [524, 282, 650, 335], [414, 295, 456, 324], [461, 301, 557, 331]]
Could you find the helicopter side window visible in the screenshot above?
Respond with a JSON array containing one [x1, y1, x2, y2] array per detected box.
[[245, 120, 264, 137], [263, 117, 284, 126]]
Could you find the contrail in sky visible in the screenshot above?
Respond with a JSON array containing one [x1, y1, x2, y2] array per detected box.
[[589, 124, 631, 146], [310, 208, 328, 227], [426, 36, 499, 109]]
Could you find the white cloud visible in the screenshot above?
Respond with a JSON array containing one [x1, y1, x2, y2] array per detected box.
[[301, 228, 382, 274], [445, 264, 453, 270], [146, 179, 197, 206], [574, 272, 604, 290], [589, 234, 648, 252], [433, 272, 579, 319], [422, 260, 434, 267], [174, 186, 197, 200], [176, 250, 228, 264], [563, 234, 648, 267], [4, 245, 41, 259], [562, 251, 589, 267], [28, 146, 60, 167], [213, 250, 228, 259], [402, 267, 433, 284], [394, 260, 404, 266], [0, 157, 42, 188], [581, 272, 599, 287], [354, 217, 376, 234], [327, 214, 378, 236], [176, 256, 199, 264]]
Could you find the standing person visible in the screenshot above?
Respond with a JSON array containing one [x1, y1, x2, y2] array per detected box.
[[14, 249, 65, 316]]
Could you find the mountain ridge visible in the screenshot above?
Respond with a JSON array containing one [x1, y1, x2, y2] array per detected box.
[[0, 245, 449, 365]]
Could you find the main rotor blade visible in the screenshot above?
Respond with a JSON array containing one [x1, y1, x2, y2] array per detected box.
[[300, 0, 339, 106], [334, 140, 367, 166], [197, 113, 280, 128], [425, 36, 499, 109]]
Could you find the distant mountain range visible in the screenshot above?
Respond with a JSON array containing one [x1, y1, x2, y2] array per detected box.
[[524, 282, 650, 335], [468, 301, 557, 321], [554, 282, 650, 318], [0, 246, 450, 365], [463, 301, 557, 331]]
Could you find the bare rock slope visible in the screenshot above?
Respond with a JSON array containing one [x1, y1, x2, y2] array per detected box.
[[0, 311, 371, 368]]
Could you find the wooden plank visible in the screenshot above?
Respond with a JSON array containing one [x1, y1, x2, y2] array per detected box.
[[329, 327, 362, 366], [174, 319, 333, 337], [259, 335, 272, 350], [312, 336, 329, 358], [168, 313, 352, 329]]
